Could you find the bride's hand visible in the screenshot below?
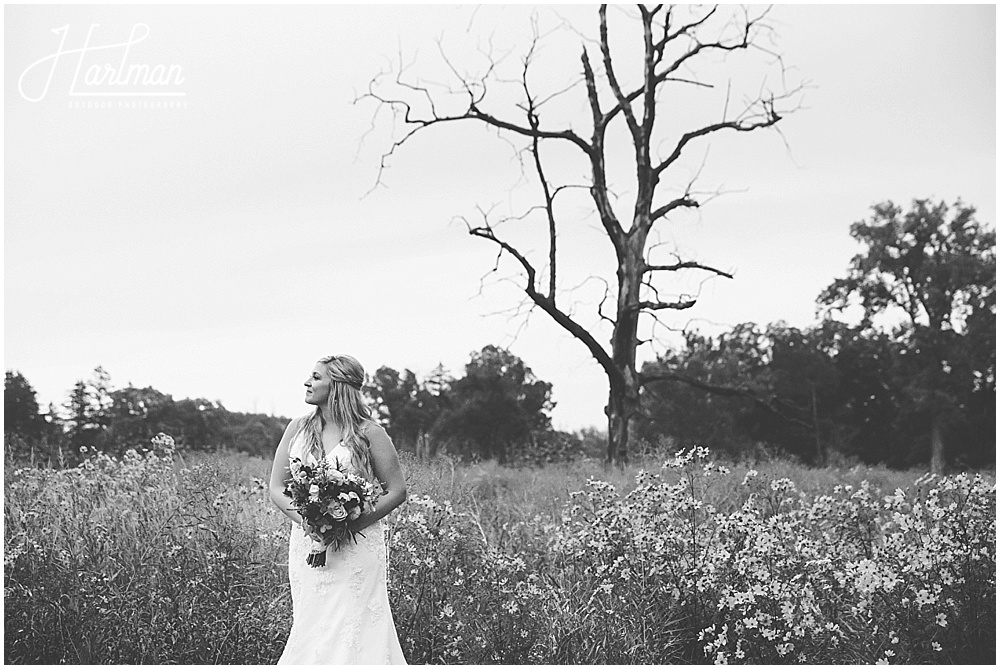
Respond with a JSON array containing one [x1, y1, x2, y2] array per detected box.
[[349, 512, 376, 533]]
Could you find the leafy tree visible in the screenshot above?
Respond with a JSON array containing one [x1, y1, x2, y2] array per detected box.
[[806, 321, 902, 465], [367, 366, 450, 458], [5, 370, 45, 443], [64, 380, 96, 449], [414, 364, 453, 459], [425, 364, 451, 398], [106, 385, 178, 450], [639, 326, 765, 455], [171, 398, 228, 450], [89, 366, 114, 429], [820, 199, 996, 472], [366, 5, 803, 464], [227, 414, 284, 457], [367, 367, 419, 450], [761, 324, 841, 464], [638, 323, 825, 458], [59, 367, 118, 451], [432, 346, 553, 463]]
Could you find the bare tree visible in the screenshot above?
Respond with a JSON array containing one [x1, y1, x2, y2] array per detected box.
[[362, 4, 803, 464]]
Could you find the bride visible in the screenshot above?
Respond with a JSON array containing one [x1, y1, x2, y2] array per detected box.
[[268, 354, 407, 664]]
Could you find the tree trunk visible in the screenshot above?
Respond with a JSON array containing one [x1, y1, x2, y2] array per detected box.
[[930, 413, 945, 474], [606, 383, 640, 466], [607, 390, 635, 467], [604, 230, 647, 465]]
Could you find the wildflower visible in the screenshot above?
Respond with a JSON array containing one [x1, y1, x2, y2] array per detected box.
[[932, 642, 942, 652], [936, 613, 947, 627]]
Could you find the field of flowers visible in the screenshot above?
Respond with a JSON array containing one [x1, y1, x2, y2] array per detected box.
[[4, 438, 996, 664]]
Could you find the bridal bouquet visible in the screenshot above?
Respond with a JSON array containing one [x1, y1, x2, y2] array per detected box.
[[283, 456, 378, 567]]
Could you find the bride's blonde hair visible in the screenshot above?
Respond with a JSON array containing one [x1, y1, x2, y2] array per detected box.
[[296, 354, 374, 481]]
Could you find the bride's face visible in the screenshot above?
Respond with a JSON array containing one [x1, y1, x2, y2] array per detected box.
[[304, 362, 332, 405]]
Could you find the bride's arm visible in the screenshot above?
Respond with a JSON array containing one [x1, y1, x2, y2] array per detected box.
[[269, 417, 306, 526], [352, 423, 407, 532]]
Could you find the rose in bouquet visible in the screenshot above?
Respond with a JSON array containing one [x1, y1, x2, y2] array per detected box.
[[283, 456, 379, 567]]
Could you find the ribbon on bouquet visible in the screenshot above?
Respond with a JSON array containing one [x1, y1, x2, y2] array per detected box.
[[303, 525, 331, 567]]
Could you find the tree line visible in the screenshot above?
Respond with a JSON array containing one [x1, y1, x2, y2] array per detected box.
[[4, 367, 289, 464], [5, 198, 994, 471], [3, 345, 598, 467]]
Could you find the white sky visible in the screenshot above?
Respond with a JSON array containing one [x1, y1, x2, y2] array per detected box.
[[4, 4, 996, 431]]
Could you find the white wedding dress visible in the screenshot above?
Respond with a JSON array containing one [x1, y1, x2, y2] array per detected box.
[[278, 433, 407, 665]]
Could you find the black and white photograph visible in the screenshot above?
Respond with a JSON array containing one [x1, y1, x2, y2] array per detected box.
[[5, 3, 995, 664]]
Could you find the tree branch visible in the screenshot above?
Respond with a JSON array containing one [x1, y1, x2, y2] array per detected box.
[[633, 298, 698, 312], [653, 98, 782, 177], [600, 5, 757, 128], [519, 32, 560, 302], [650, 195, 699, 223], [581, 46, 626, 256], [599, 5, 641, 142], [466, 105, 593, 155], [467, 223, 624, 389], [644, 260, 734, 280]]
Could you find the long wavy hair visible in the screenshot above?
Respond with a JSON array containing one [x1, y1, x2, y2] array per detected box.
[[295, 354, 375, 481]]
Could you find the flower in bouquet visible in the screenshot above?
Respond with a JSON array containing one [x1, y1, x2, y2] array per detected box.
[[283, 456, 379, 567]]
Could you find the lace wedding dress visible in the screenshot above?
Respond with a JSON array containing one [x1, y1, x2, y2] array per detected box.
[[278, 434, 407, 665]]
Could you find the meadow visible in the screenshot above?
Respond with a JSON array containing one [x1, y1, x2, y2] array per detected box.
[[4, 439, 995, 664]]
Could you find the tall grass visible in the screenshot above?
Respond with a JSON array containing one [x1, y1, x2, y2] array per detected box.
[[4, 442, 995, 663], [4, 447, 289, 663]]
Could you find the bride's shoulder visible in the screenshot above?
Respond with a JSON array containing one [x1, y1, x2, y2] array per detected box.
[[283, 413, 312, 437], [361, 420, 386, 436], [361, 420, 388, 439], [287, 413, 310, 429]]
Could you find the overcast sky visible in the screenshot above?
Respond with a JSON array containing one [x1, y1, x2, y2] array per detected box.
[[5, 4, 996, 431]]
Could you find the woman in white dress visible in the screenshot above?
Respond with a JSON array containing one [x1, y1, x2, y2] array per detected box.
[[268, 354, 407, 664]]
